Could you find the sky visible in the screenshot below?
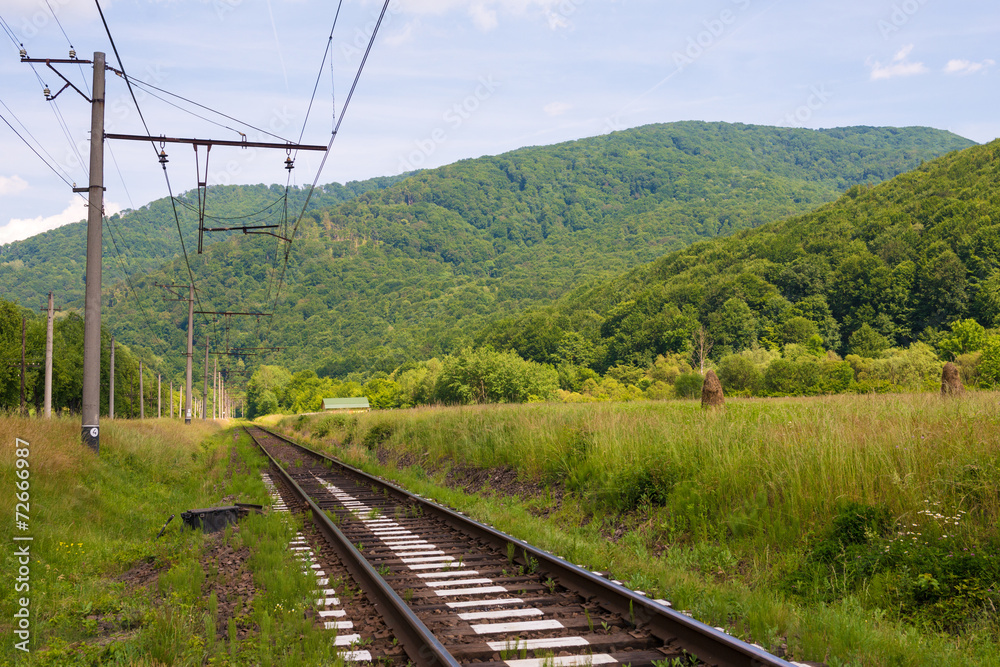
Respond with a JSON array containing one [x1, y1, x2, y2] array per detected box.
[[0, 0, 997, 245]]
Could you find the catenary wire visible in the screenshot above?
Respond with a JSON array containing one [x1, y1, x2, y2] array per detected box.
[[268, 0, 393, 334]]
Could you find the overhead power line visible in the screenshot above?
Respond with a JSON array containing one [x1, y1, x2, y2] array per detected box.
[[267, 0, 393, 337]]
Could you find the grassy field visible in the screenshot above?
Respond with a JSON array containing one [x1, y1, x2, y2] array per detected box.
[[0, 416, 342, 666], [277, 392, 1000, 666]]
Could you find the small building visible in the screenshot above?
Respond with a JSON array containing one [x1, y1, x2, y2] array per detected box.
[[322, 397, 371, 413]]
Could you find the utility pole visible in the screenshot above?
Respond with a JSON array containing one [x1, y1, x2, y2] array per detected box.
[[185, 285, 194, 424], [44, 292, 54, 418], [169, 379, 174, 419], [179, 384, 183, 421], [214, 358, 218, 419], [21, 52, 103, 445], [109, 337, 115, 419], [139, 360, 144, 419], [157, 373, 161, 418], [81, 52, 105, 450], [203, 335, 209, 421]]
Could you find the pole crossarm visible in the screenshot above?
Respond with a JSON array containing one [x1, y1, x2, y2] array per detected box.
[[105, 133, 328, 151]]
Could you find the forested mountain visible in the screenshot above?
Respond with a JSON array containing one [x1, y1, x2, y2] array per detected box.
[[483, 138, 1000, 372], [2, 121, 975, 385], [0, 177, 404, 309]]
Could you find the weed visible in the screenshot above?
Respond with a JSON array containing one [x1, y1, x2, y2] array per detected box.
[[403, 588, 414, 603], [545, 577, 557, 594]]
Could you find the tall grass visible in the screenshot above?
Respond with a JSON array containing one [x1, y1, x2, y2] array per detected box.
[[281, 393, 1000, 666]]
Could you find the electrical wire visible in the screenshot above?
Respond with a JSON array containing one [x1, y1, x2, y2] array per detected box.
[[268, 0, 393, 336], [296, 0, 345, 149], [0, 96, 81, 189], [95, 0, 214, 334], [43, 0, 74, 52], [117, 73, 293, 144], [123, 78, 247, 140]]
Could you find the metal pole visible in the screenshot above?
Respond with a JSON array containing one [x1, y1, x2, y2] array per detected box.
[[20, 316, 26, 414], [44, 292, 54, 418], [158, 374, 161, 418], [81, 51, 105, 452], [203, 334, 209, 421], [109, 337, 114, 419], [139, 360, 144, 419], [185, 284, 194, 424]]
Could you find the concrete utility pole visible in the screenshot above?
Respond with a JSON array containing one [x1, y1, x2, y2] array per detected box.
[[203, 335, 209, 421], [81, 52, 106, 452], [214, 359, 218, 419], [179, 384, 183, 421], [44, 292, 54, 418], [109, 337, 115, 419], [139, 360, 144, 419], [185, 284, 194, 424], [157, 373, 161, 418], [170, 380, 174, 419]]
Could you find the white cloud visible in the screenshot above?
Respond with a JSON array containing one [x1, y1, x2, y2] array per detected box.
[[543, 101, 572, 116], [944, 58, 995, 75], [869, 44, 928, 81], [469, 3, 499, 30], [0, 198, 122, 245], [0, 175, 28, 196]]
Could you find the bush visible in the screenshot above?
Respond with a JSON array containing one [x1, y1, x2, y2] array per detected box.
[[674, 372, 704, 399], [717, 354, 763, 395], [434, 347, 559, 404]]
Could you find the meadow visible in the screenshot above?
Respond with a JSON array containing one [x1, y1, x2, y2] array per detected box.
[[278, 391, 1000, 666], [0, 416, 342, 666]]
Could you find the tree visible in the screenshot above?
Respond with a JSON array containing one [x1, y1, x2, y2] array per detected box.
[[937, 319, 989, 361], [849, 323, 890, 358], [691, 325, 713, 373], [977, 336, 1000, 387]]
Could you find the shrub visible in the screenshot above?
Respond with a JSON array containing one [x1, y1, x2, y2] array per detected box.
[[717, 354, 763, 395], [674, 372, 704, 399]]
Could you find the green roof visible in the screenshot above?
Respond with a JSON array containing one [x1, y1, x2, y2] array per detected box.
[[322, 397, 370, 410]]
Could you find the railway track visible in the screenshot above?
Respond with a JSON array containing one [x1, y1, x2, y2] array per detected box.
[[245, 425, 807, 667]]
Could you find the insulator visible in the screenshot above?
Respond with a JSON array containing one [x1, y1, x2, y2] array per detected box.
[[19, 48, 26, 58], [43, 87, 51, 98], [69, 48, 76, 59], [158, 150, 169, 165], [284, 156, 294, 171]]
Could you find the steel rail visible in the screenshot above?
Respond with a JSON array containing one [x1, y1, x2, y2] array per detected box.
[[256, 425, 798, 667], [244, 427, 460, 667]]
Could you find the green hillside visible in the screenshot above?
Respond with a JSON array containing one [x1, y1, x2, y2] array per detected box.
[[0, 177, 403, 310], [1, 121, 975, 386], [484, 138, 1000, 371]]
